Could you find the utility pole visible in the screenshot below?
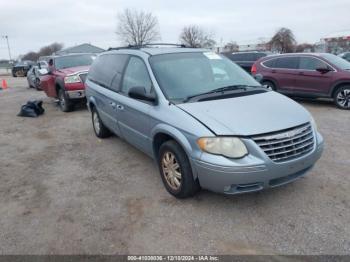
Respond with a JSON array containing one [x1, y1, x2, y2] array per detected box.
[[2, 35, 12, 62]]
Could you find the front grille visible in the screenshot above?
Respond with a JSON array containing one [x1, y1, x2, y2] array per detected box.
[[79, 73, 88, 83], [252, 123, 314, 162]]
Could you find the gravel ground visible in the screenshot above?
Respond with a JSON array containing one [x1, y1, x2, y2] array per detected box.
[[0, 76, 349, 255]]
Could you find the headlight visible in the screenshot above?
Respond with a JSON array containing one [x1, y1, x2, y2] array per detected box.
[[310, 115, 318, 133], [64, 74, 81, 84], [197, 137, 248, 158]]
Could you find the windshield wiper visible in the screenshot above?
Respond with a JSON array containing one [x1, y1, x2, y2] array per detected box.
[[183, 85, 259, 102]]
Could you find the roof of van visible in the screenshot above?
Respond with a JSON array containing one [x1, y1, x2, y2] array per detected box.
[[106, 47, 209, 56]]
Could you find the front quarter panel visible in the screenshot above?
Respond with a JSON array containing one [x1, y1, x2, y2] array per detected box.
[[149, 103, 214, 161]]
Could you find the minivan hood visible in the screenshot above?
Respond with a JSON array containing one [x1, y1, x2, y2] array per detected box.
[[177, 91, 311, 136]]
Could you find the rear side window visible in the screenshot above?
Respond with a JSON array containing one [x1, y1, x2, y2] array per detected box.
[[262, 58, 276, 68], [256, 53, 267, 59], [299, 57, 327, 70], [244, 53, 255, 61], [274, 57, 299, 69], [230, 53, 244, 61], [232, 53, 255, 61], [88, 54, 128, 91]]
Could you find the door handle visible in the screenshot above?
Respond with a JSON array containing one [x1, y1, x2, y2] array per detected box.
[[110, 102, 116, 109], [298, 72, 304, 75], [271, 70, 276, 73], [116, 104, 124, 110]]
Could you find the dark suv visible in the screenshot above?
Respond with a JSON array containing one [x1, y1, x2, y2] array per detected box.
[[222, 51, 270, 72], [252, 53, 350, 109], [12, 60, 35, 77], [339, 52, 350, 62]]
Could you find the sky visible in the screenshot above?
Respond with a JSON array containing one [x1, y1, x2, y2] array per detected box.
[[0, 0, 349, 60]]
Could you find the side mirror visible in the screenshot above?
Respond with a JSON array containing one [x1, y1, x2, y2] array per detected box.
[[128, 86, 156, 102], [316, 67, 332, 74], [38, 68, 49, 75]]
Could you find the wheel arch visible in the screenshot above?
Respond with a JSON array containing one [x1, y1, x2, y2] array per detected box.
[[151, 124, 198, 178], [261, 77, 278, 89], [55, 78, 65, 97], [330, 81, 350, 98], [87, 96, 97, 112]]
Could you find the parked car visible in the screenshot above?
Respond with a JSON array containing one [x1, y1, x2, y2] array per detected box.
[[39, 53, 96, 112], [11, 60, 35, 77], [26, 65, 41, 90], [85, 46, 324, 198], [338, 52, 350, 62], [38, 60, 49, 70], [222, 51, 271, 72], [252, 53, 350, 109], [37, 56, 52, 69]]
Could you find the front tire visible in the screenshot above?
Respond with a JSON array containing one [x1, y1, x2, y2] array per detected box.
[[91, 107, 111, 138], [158, 140, 200, 198], [334, 86, 350, 110], [58, 88, 73, 112]]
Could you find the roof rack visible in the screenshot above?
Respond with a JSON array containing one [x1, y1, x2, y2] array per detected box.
[[108, 43, 187, 51]]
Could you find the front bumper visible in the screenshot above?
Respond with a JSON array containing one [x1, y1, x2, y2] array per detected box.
[[66, 90, 85, 99], [192, 132, 324, 194]]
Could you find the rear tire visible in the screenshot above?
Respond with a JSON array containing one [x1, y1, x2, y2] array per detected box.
[[158, 140, 200, 198], [334, 86, 350, 110], [91, 107, 112, 138], [262, 80, 276, 91], [58, 88, 73, 112]]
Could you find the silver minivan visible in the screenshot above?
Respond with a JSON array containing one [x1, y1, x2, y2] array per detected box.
[[85, 46, 324, 198]]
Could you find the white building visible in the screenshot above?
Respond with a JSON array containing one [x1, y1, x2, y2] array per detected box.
[[321, 30, 350, 54]]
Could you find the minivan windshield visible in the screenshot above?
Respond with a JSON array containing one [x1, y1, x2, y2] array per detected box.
[[149, 52, 260, 102], [55, 54, 95, 69], [320, 53, 350, 70]]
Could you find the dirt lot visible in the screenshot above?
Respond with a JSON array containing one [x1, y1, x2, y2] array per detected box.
[[0, 76, 349, 255]]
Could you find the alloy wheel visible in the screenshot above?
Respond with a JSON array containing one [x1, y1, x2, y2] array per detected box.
[[336, 88, 350, 108], [161, 151, 182, 190], [93, 112, 101, 134], [263, 83, 273, 91]]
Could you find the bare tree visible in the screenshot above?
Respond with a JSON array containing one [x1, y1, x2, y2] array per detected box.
[[20, 42, 64, 61], [269, 27, 296, 53], [38, 42, 63, 56], [296, 43, 315, 53], [22, 52, 39, 61], [223, 41, 239, 52], [116, 9, 160, 46], [179, 25, 216, 48]]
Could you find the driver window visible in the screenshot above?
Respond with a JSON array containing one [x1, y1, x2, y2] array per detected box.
[[121, 57, 152, 96]]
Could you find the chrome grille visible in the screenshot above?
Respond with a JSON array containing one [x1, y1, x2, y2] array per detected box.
[[252, 123, 314, 162], [79, 73, 88, 83]]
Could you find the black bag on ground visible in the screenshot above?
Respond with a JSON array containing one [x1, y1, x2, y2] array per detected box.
[[17, 100, 45, 117]]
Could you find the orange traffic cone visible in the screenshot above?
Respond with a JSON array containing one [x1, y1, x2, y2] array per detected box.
[[1, 79, 8, 89]]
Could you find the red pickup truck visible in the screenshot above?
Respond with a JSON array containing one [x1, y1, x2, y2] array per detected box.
[[39, 53, 96, 112]]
